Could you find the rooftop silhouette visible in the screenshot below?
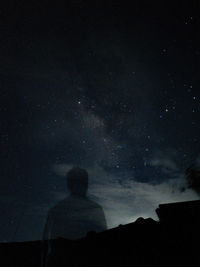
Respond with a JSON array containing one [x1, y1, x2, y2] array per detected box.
[[1, 199, 200, 267]]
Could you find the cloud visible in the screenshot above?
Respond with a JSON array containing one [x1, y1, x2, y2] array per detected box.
[[150, 158, 178, 172], [5, 151, 198, 242], [149, 148, 183, 178], [53, 163, 198, 229]]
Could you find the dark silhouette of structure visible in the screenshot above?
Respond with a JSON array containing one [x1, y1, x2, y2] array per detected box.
[[42, 167, 107, 266], [0, 199, 200, 267]]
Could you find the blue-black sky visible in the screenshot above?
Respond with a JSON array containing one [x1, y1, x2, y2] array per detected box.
[[0, 1, 199, 241]]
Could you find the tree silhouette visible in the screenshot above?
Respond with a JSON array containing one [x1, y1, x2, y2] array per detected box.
[[185, 164, 200, 195]]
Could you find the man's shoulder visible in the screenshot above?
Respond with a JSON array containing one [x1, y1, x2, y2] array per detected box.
[[86, 198, 103, 210], [47, 197, 103, 215]]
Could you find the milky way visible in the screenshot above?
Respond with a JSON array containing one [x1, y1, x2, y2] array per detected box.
[[0, 2, 199, 241]]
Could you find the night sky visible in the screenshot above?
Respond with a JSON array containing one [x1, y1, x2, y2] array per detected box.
[[0, 1, 199, 242]]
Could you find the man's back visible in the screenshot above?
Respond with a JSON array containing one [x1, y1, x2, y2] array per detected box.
[[43, 195, 107, 240], [42, 167, 107, 266]]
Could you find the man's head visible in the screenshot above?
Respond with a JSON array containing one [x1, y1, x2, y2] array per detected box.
[[66, 167, 88, 197]]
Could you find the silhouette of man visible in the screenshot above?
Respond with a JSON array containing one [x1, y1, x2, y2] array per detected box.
[[42, 166, 107, 266]]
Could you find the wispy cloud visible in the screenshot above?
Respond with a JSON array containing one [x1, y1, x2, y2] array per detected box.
[[53, 163, 198, 229]]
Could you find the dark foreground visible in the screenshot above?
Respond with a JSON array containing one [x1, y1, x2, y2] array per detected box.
[[1, 200, 200, 267]]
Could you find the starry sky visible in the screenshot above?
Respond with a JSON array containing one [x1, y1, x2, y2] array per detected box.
[[0, 1, 199, 242]]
